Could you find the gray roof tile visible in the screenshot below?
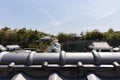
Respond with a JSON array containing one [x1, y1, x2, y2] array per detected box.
[[0, 51, 120, 80]]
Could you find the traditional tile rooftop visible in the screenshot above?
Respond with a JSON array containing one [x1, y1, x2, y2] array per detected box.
[[89, 42, 113, 52], [0, 50, 120, 80]]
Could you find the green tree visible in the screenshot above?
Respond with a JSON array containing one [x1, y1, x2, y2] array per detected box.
[[85, 30, 104, 40], [108, 28, 114, 33], [1, 27, 11, 31], [57, 33, 73, 43]]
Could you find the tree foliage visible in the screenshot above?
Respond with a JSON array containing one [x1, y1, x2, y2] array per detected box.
[[57, 33, 73, 43], [85, 30, 104, 40], [57, 29, 120, 47], [1, 27, 120, 52], [0, 27, 50, 52]]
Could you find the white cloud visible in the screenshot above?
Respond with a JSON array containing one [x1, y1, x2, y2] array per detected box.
[[40, 8, 63, 27], [99, 8, 118, 19], [40, 8, 54, 20], [59, 0, 120, 22], [86, 0, 120, 20], [51, 21, 62, 27]]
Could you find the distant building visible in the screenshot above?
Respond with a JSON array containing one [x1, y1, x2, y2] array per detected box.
[[69, 33, 82, 37], [45, 39, 61, 53], [6, 45, 20, 51], [115, 31, 120, 33], [41, 36, 53, 40], [89, 42, 113, 52], [112, 47, 120, 52], [69, 33, 82, 40], [0, 45, 7, 51], [40, 36, 54, 44]]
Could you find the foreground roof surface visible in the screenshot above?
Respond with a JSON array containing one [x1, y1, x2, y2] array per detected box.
[[1, 72, 120, 80], [0, 50, 120, 80]]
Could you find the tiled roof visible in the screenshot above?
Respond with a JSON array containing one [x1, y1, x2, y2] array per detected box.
[[0, 50, 120, 80], [89, 42, 112, 50], [6, 45, 20, 50], [0, 45, 7, 51]]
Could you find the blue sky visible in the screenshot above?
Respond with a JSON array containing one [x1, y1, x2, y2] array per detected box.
[[0, 0, 120, 35]]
